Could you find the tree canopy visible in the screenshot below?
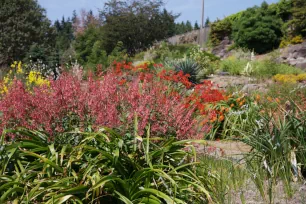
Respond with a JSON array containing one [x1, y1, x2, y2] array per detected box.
[[0, 0, 55, 65], [100, 0, 177, 55]]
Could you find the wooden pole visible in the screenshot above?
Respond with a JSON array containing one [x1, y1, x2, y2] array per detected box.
[[200, 0, 205, 47], [201, 0, 204, 28]]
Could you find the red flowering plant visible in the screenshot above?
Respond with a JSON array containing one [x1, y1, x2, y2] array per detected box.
[[0, 61, 226, 141]]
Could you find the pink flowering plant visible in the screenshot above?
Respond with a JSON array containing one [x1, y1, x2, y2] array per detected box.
[[0, 62, 225, 141]]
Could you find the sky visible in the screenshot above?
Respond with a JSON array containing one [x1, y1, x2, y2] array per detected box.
[[38, 0, 280, 24]]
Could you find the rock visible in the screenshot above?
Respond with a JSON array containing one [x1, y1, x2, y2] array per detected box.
[[212, 37, 233, 59], [217, 71, 230, 76], [296, 60, 306, 70], [279, 40, 306, 70], [241, 84, 267, 93], [178, 33, 198, 44]]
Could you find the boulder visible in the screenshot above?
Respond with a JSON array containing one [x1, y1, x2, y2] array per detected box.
[[280, 40, 306, 70], [296, 60, 306, 70], [241, 84, 267, 93], [212, 37, 232, 59]]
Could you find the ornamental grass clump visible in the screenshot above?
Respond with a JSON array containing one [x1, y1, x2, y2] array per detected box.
[[239, 101, 306, 203]]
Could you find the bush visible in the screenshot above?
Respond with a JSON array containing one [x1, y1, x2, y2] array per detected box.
[[273, 73, 306, 83], [0, 128, 213, 203], [210, 18, 233, 46], [280, 35, 304, 48], [220, 56, 248, 75], [0, 62, 225, 140], [232, 3, 283, 54], [189, 46, 220, 76], [252, 60, 303, 78]]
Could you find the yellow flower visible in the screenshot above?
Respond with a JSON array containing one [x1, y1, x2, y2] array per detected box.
[[17, 61, 23, 74], [3, 76, 10, 84], [26, 71, 50, 88]]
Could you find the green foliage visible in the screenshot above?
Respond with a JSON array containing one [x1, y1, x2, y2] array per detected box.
[[276, 0, 293, 21], [197, 156, 248, 203], [210, 95, 262, 139], [220, 53, 302, 78], [240, 105, 306, 203], [0, 0, 55, 66], [175, 21, 194, 35], [290, 0, 306, 37], [220, 56, 248, 75], [205, 17, 210, 27], [74, 25, 105, 65], [54, 17, 74, 57], [0, 128, 213, 203], [232, 3, 283, 54], [210, 18, 233, 46], [101, 1, 176, 55], [166, 58, 201, 83], [107, 41, 129, 64], [189, 46, 220, 76], [252, 59, 302, 78], [194, 21, 200, 30]]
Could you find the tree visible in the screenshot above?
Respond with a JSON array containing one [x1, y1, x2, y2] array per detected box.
[[290, 0, 306, 36], [100, 0, 177, 55], [0, 0, 55, 66], [232, 3, 283, 54], [54, 17, 74, 55], [276, 0, 293, 21], [185, 20, 193, 32], [194, 21, 200, 30], [74, 25, 104, 65], [205, 17, 210, 27]]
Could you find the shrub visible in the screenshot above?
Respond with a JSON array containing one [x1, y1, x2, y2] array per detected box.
[[252, 60, 302, 78], [273, 73, 306, 83], [0, 62, 225, 140], [220, 56, 248, 75], [232, 3, 283, 54], [0, 128, 213, 203], [189, 46, 219, 76], [291, 35, 304, 44], [280, 35, 304, 48], [210, 18, 233, 46]]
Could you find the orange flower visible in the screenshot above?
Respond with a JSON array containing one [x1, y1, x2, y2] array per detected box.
[[210, 117, 217, 123], [220, 107, 225, 112], [219, 115, 225, 122], [230, 104, 235, 108], [239, 102, 244, 107], [236, 98, 241, 102], [267, 96, 273, 102], [255, 94, 260, 101], [225, 108, 230, 112], [275, 98, 280, 103], [119, 79, 127, 85]]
